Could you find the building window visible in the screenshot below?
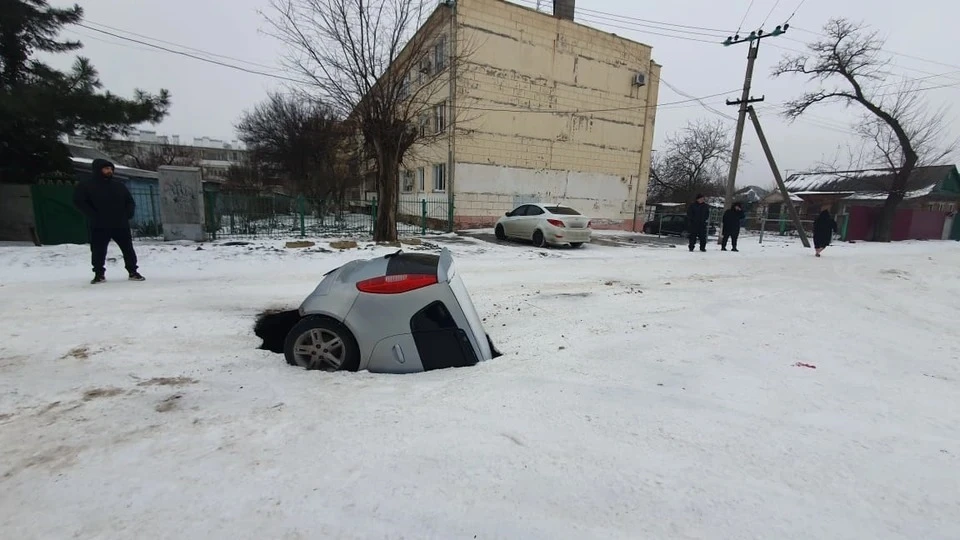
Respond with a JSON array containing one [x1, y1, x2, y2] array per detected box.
[[401, 170, 415, 192], [417, 167, 425, 191], [433, 163, 446, 192], [399, 74, 410, 99], [434, 101, 446, 134], [420, 113, 430, 137], [434, 35, 447, 72]]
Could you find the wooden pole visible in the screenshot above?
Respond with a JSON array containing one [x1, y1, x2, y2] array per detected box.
[[746, 106, 810, 248]]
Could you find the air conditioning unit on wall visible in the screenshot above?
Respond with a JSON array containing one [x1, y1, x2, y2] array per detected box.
[[633, 72, 646, 86]]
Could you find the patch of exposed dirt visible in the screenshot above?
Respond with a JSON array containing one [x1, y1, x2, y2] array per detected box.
[[82, 387, 125, 401], [62, 346, 91, 360], [329, 240, 359, 249], [137, 377, 198, 387], [155, 393, 183, 413], [2, 445, 82, 479]]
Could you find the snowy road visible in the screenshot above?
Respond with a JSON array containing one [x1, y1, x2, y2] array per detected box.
[[1, 236, 959, 539]]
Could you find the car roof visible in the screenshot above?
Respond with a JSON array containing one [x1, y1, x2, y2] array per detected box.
[[530, 203, 576, 210]]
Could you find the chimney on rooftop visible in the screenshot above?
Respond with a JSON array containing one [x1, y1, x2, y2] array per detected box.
[[553, 0, 574, 21]]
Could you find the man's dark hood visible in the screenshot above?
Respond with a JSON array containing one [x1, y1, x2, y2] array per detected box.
[[91, 158, 115, 181]]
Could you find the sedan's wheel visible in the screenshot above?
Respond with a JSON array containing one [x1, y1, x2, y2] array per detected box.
[[495, 224, 506, 240], [284, 317, 360, 372], [532, 229, 547, 248], [570, 242, 584, 248]]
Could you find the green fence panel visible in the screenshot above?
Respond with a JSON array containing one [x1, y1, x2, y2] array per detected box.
[[30, 183, 88, 245], [118, 189, 456, 240]]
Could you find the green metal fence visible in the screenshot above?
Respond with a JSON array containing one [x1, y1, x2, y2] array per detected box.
[[127, 186, 453, 239]]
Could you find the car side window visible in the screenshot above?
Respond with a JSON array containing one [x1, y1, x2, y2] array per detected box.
[[526, 206, 544, 216], [510, 205, 528, 216]]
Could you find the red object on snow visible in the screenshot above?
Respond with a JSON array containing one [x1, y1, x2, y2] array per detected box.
[[794, 362, 817, 369]]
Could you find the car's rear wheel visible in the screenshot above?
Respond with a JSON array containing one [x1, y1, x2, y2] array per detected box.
[[284, 316, 361, 372], [570, 242, 584, 248], [532, 229, 547, 248], [495, 224, 506, 240]]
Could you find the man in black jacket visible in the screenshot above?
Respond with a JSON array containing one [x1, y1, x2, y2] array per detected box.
[[721, 202, 746, 252], [73, 159, 145, 284], [686, 194, 710, 252]]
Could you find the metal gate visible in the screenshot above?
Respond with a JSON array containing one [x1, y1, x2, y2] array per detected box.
[[30, 182, 88, 245]]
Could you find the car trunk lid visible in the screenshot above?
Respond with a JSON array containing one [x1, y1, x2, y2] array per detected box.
[[438, 248, 493, 361]]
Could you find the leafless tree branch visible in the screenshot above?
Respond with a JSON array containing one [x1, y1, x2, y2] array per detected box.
[[263, 0, 473, 240], [772, 17, 955, 241], [648, 119, 732, 203]]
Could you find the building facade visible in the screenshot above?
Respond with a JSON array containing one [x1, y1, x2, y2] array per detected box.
[[396, 0, 661, 230], [68, 130, 249, 181], [769, 165, 960, 241]]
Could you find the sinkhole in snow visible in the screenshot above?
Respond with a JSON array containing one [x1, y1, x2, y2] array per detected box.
[[253, 308, 300, 354]]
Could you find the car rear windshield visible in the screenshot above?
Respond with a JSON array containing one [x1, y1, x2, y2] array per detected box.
[[547, 206, 581, 215], [385, 253, 439, 276]]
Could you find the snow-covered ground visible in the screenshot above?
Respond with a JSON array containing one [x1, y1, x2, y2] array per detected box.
[[1, 235, 959, 539]]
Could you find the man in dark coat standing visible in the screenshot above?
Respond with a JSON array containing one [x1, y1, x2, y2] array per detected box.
[[686, 193, 710, 252], [721, 202, 746, 252], [813, 209, 838, 257], [73, 159, 145, 284]]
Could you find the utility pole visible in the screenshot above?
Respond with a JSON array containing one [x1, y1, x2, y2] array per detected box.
[[746, 105, 810, 248], [719, 24, 789, 242]]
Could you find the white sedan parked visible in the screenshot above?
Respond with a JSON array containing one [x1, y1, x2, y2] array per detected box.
[[494, 203, 593, 248]]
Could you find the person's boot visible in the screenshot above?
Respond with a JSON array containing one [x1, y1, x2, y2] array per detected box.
[[128, 272, 145, 282], [91, 273, 105, 284]]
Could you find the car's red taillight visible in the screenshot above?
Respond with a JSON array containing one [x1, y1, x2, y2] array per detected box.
[[547, 219, 565, 227], [356, 273, 438, 294]]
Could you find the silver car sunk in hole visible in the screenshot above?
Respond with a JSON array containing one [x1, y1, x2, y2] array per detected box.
[[494, 203, 593, 248], [283, 248, 502, 374]]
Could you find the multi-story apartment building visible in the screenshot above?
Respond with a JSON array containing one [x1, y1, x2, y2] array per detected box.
[[68, 130, 249, 181], [394, 0, 661, 230]]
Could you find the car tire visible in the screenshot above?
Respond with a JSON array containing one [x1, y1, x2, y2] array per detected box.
[[570, 242, 584, 248], [495, 224, 506, 241], [532, 229, 547, 248], [284, 316, 361, 372]]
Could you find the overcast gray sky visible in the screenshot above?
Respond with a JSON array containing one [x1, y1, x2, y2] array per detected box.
[[47, 0, 959, 187]]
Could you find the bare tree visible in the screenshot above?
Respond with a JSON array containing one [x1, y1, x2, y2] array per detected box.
[[100, 140, 199, 171], [236, 92, 351, 199], [265, 0, 463, 241], [649, 119, 731, 203], [772, 18, 956, 241]]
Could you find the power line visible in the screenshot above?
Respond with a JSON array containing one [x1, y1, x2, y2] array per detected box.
[[761, 0, 784, 28], [511, 0, 960, 84], [573, 11, 726, 39], [83, 19, 286, 74], [790, 26, 960, 73], [735, 0, 757, 36], [459, 89, 739, 114], [76, 19, 738, 117], [784, 0, 807, 24], [509, 0, 736, 34], [659, 79, 736, 120], [573, 14, 722, 44], [75, 23, 309, 85]]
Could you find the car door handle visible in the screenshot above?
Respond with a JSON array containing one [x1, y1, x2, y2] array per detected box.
[[392, 343, 406, 364]]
